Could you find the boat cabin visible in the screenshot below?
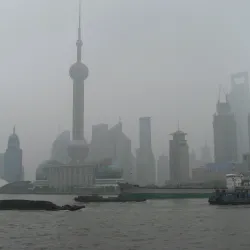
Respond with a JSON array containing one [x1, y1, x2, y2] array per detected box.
[[226, 174, 243, 190]]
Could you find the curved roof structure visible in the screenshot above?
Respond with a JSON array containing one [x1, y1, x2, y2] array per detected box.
[[0, 178, 8, 187]]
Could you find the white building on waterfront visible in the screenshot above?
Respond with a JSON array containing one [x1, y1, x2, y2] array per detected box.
[[44, 164, 95, 192]]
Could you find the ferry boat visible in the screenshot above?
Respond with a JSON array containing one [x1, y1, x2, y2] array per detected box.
[[208, 173, 250, 205], [118, 183, 215, 199]]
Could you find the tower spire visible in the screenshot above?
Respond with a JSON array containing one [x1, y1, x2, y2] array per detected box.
[[76, 0, 83, 62]]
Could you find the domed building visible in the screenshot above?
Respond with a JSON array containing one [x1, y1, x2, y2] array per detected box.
[[4, 127, 23, 183]]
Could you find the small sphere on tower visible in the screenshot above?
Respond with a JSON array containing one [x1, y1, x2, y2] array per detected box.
[[69, 62, 89, 81]]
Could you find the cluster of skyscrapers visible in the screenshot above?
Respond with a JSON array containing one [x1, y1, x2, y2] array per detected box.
[[2, 5, 250, 190], [193, 72, 250, 183]]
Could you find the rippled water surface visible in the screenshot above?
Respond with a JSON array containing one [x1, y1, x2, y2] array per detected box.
[[0, 194, 249, 249]]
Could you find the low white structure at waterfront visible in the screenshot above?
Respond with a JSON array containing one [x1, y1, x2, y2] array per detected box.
[[44, 164, 95, 192]]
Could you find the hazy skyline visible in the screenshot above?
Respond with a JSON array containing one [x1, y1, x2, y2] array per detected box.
[[0, 0, 250, 180]]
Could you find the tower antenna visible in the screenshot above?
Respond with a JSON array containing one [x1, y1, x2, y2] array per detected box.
[[217, 84, 222, 103], [76, 0, 83, 62], [78, 0, 82, 40], [222, 85, 228, 102]]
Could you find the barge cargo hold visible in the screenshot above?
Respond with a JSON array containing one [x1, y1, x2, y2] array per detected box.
[[118, 184, 215, 199]]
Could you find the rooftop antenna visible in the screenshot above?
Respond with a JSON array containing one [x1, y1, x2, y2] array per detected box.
[[222, 85, 229, 102], [13, 125, 16, 134], [217, 84, 222, 103], [177, 120, 180, 131]]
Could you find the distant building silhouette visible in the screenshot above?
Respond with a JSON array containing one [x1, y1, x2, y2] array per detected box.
[[200, 142, 213, 164], [50, 130, 71, 164], [157, 154, 169, 186], [136, 117, 156, 186], [169, 130, 189, 183], [4, 127, 23, 183], [88, 121, 135, 182], [0, 153, 4, 179], [213, 98, 237, 163], [228, 72, 250, 159], [189, 149, 196, 168]]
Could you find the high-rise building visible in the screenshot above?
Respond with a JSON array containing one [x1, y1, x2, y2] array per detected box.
[[50, 130, 71, 164], [157, 154, 169, 186], [213, 99, 237, 163], [228, 72, 250, 159], [248, 113, 250, 154], [200, 142, 213, 164], [88, 122, 135, 183], [0, 153, 4, 179], [169, 130, 189, 183], [4, 127, 23, 183], [139, 117, 152, 151], [136, 117, 155, 186]]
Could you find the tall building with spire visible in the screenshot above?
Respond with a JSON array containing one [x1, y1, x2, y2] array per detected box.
[[4, 127, 23, 183], [68, 0, 89, 164], [44, 1, 95, 191]]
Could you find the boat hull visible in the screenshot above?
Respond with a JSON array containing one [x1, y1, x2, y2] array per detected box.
[[74, 196, 146, 203], [209, 200, 250, 205], [120, 191, 212, 200]]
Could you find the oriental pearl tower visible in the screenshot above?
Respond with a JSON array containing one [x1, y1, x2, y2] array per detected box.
[[68, 0, 89, 164]]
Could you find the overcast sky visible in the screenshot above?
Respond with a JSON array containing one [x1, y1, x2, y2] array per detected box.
[[0, 0, 250, 180]]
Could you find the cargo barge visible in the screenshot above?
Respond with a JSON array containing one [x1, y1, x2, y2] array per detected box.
[[118, 183, 215, 199]]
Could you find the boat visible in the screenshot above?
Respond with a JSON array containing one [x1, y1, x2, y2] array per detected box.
[[208, 174, 250, 205], [118, 183, 215, 200], [74, 194, 146, 203], [0, 199, 85, 211]]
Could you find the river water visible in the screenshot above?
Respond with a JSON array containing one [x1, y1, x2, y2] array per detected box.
[[0, 194, 249, 250]]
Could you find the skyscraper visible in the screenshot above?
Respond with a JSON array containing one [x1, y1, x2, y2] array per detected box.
[[88, 122, 135, 183], [228, 72, 250, 159], [136, 117, 155, 186], [169, 130, 189, 183], [4, 127, 23, 183], [248, 113, 250, 153], [139, 117, 152, 151], [200, 142, 212, 164], [213, 99, 237, 163], [50, 130, 71, 164], [157, 154, 169, 186]]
